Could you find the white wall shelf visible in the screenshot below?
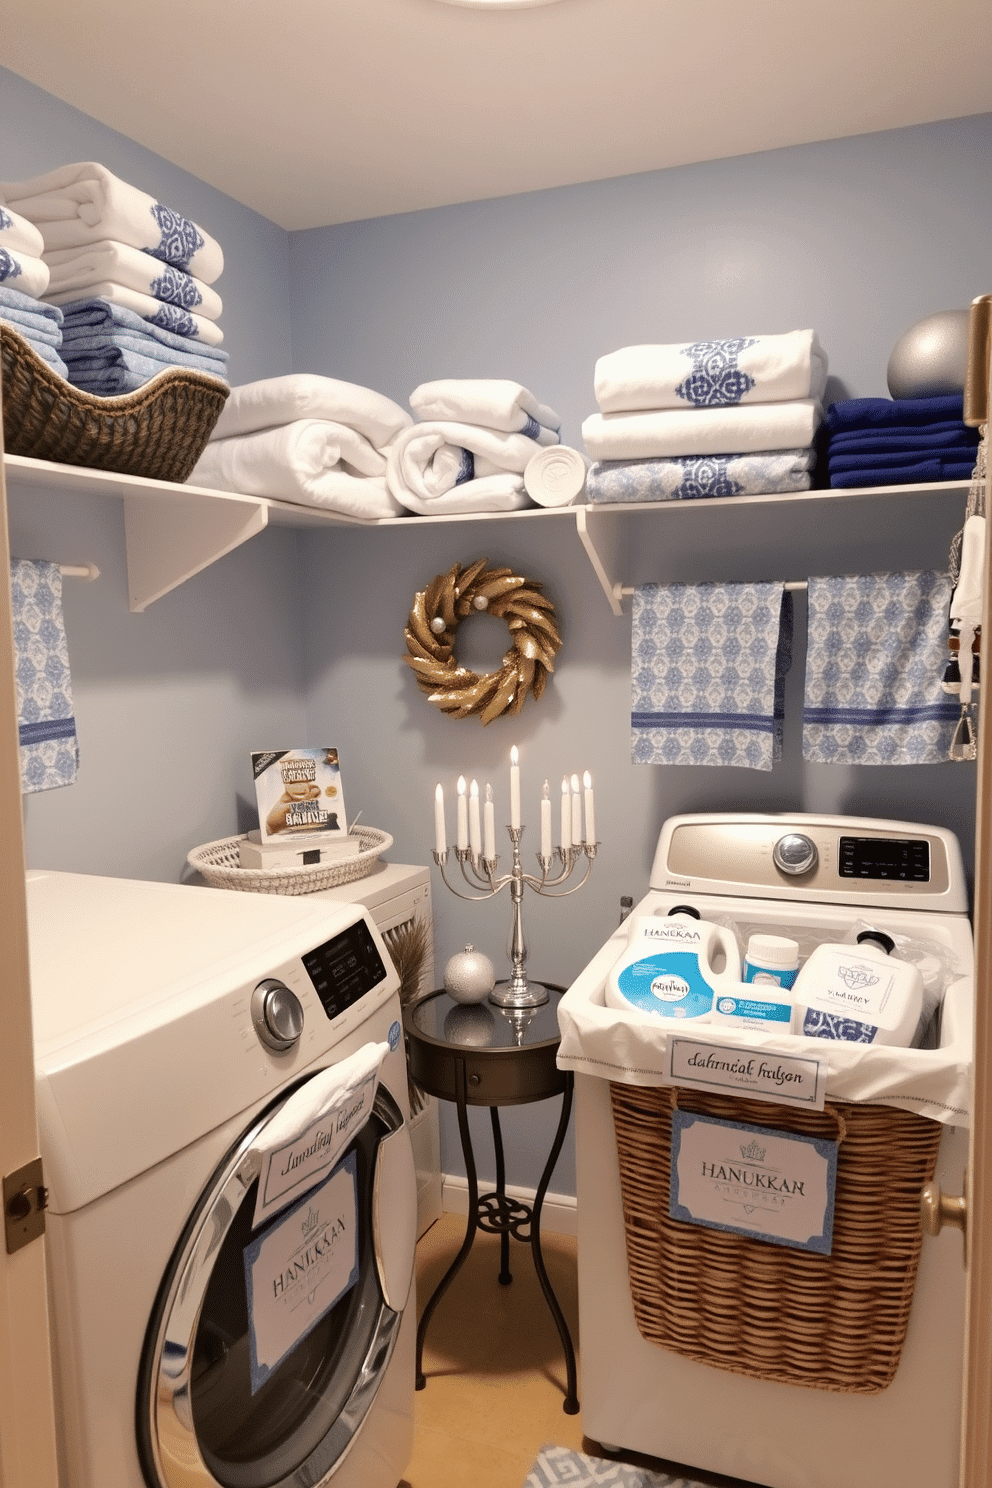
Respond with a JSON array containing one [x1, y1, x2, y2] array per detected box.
[[2, 454, 974, 616]]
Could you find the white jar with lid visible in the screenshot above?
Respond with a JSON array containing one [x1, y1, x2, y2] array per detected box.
[[743, 933, 800, 989], [792, 930, 923, 1047]]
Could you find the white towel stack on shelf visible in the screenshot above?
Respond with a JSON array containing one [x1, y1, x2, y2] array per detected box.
[[0, 162, 228, 395], [582, 330, 827, 503], [189, 373, 414, 518], [386, 378, 562, 514], [0, 207, 69, 377]]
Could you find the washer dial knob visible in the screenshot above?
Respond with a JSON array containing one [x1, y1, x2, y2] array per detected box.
[[251, 979, 305, 1050], [773, 833, 818, 877]]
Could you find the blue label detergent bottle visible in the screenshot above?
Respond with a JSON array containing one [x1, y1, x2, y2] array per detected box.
[[605, 905, 742, 1023]]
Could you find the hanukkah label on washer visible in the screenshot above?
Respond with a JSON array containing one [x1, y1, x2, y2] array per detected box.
[[244, 1152, 359, 1393], [667, 1036, 827, 1109], [670, 1111, 837, 1254]]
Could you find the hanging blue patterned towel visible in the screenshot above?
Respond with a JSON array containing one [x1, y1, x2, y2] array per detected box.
[[631, 581, 792, 769], [803, 571, 960, 765], [10, 560, 79, 793]]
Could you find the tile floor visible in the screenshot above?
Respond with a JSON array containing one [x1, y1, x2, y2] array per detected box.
[[400, 1212, 755, 1488]]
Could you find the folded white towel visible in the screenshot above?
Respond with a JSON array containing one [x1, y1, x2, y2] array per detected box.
[[0, 246, 49, 299], [43, 239, 222, 321], [386, 420, 540, 514], [189, 421, 405, 518], [0, 206, 44, 258], [582, 400, 823, 461], [410, 379, 560, 439], [43, 281, 223, 346], [211, 373, 412, 450], [594, 330, 828, 413], [0, 162, 223, 284]]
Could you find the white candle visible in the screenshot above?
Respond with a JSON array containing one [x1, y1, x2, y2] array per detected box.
[[560, 776, 571, 852], [583, 770, 596, 844], [484, 783, 496, 861], [540, 779, 552, 859], [469, 779, 482, 861], [510, 745, 521, 829], [456, 776, 468, 850], [570, 773, 582, 845], [434, 783, 446, 854]]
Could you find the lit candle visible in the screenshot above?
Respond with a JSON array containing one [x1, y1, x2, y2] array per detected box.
[[510, 745, 521, 829], [469, 779, 482, 861], [484, 783, 496, 860], [583, 770, 596, 844], [434, 783, 446, 855], [560, 776, 571, 852], [456, 776, 468, 850], [570, 773, 582, 846], [540, 779, 552, 859]]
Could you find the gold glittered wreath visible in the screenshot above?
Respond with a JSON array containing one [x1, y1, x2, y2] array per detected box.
[[403, 558, 563, 724]]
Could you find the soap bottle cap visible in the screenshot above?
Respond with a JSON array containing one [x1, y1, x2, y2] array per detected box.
[[857, 929, 895, 956], [668, 904, 700, 920], [746, 933, 800, 968]]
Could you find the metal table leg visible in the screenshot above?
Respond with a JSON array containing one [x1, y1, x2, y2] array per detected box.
[[530, 1073, 579, 1413]]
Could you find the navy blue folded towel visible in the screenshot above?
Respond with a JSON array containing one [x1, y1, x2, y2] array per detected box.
[[825, 394, 966, 431]]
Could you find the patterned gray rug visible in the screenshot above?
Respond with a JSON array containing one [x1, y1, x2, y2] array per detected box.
[[522, 1444, 745, 1488]]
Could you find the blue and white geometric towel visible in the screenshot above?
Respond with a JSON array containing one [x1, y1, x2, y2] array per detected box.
[[523, 1444, 713, 1488], [632, 582, 792, 770], [11, 560, 79, 793], [803, 571, 960, 765]]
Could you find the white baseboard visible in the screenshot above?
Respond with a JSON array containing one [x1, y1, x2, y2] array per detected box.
[[441, 1174, 577, 1236]]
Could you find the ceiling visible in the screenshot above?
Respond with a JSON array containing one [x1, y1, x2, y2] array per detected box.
[[1, 0, 989, 231]]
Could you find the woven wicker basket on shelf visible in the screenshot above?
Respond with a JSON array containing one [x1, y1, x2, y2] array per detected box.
[[609, 1081, 941, 1395], [187, 827, 393, 896], [0, 323, 229, 483]]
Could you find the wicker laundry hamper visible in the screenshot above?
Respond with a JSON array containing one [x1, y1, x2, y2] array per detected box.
[[609, 1080, 942, 1395], [0, 323, 228, 483], [187, 827, 393, 896]]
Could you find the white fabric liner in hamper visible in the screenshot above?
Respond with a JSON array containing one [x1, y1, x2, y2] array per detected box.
[[187, 826, 393, 895]]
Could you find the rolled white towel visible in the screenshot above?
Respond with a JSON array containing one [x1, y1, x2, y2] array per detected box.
[[43, 239, 222, 321], [594, 330, 828, 413], [386, 421, 542, 514], [211, 374, 412, 450], [189, 420, 405, 519], [0, 246, 49, 299], [582, 400, 823, 461], [0, 206, 44, 258], [524, 445, 588, 507], [0, 162, 223, 283], [410, 378, 560, 440]]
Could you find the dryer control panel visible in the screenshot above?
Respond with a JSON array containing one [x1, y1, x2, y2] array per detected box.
[[302, 917, 389, 1021]]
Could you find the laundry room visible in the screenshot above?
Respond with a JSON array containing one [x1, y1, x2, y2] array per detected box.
[[0, 5, 990, 1488]]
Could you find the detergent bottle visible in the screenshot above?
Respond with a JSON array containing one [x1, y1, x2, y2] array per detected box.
[[792, 929, 923, 1047], [605, 905, 741, 1023]]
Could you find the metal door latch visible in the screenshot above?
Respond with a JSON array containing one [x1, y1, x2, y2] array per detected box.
[[3, 1157, 47, 1254], [921, 1174, 967, 1264]]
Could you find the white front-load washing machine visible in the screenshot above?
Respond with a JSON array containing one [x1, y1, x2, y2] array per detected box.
[[558, 813, 974, 1488], [25, 869, 418, 1488]]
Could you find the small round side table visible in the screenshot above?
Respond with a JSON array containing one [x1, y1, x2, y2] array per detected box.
[[403, 983, 579, 1414]]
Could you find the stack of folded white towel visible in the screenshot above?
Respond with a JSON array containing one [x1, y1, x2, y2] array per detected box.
[[582, 330, 828, 503], [189, 374, 414, 517], [387, 379, 561, 514], [0, 162, 228, 395], [0, 206, 68, 377]]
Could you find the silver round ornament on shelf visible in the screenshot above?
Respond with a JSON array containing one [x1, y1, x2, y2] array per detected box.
[[443, 944, 497, 1004], [887, 309, 970, 400]]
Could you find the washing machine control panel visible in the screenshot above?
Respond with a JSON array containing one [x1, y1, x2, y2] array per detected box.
[[301, 916, 388, 1022], [772, 833, 818, 876], [251, 979, 305, 1050]]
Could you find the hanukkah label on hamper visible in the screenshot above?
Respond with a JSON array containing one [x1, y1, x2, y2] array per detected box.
[[253, 749, 348, 843], [667, 1036, 828, 1110], [670, 1111, 838, 1254]]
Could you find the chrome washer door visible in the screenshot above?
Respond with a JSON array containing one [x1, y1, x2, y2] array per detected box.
[[137, 1079, 412, 1488]]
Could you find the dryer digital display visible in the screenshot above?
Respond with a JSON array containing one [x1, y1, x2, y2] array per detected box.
[[838, 835, 930, 881], [303, 919, 388, 1019]]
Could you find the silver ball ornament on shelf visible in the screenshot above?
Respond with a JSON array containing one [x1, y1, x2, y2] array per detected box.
[[887, 309, 970, 400], [443, 944, 497, 1004]]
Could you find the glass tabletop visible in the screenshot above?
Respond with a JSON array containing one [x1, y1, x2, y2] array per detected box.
[[408, 985, 565, 1053]]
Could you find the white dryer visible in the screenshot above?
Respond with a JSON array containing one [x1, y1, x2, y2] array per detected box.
[[25, 869, 417, 1488]]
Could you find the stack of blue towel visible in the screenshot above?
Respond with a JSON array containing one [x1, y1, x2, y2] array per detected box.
[[55, 299, 228, 397], [824, 394, 980, 488], [0, 284, 68, 378], [0, 205, 68, 376]]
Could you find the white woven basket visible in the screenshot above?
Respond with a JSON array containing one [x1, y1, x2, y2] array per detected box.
[[187, 826, 393, 896]]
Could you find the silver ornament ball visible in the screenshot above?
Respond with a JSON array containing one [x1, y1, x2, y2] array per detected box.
[[443, 944, 497, 1004], [443, 1003, 496, 1047], [886, 309, 970, 400]]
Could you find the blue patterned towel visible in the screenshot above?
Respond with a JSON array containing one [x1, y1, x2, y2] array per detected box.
[[10, 560, 78, 793], [588, 448, 814, 503], [632, 581, 792, 769], [0, 282, 63, 326], [44, 239, 222, 321], [0, 243, 49, 299], [53, 285, 222, 346], [803, 571, 960, 765], [594, 330, 827, 412]]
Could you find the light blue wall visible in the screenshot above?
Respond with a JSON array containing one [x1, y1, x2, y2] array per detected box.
[[290, 114, 991, 1190]]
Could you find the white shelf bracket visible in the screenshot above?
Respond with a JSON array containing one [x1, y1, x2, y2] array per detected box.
[[574, 506, 626, 616], [123, 490, 269, 612]]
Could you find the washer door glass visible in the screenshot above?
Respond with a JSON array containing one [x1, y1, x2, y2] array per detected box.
[[138, 1078, 411, 1488]]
